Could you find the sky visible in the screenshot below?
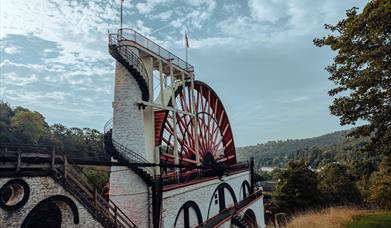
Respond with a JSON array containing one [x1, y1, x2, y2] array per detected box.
[[0, 0, 368, 146]]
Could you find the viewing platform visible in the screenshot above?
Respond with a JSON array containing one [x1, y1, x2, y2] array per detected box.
[[109, 28, 194, 80]]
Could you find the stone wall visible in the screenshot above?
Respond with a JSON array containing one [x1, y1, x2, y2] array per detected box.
[[0, 176, 103, 227], [109, 166, 150, 228], [112, 61, 146, 158]]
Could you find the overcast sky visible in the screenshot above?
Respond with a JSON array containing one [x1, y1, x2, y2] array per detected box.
[[0, 0, 368, 146]]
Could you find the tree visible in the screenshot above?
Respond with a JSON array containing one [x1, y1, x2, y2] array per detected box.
[[318, 163, 361, 205], [369, 156, 391, 209], [273, 160, 321, 212], [314, 0, 391, 156], [10, 111, 49, 144]]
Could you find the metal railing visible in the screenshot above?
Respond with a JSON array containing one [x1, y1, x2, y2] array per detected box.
[[197, 190, 263, 227], [104, 118, 113, 134], [118, 28, 194, 72], [0, 144, 137, 228], [159, 162, 249, 186], [111, 139, 154, 175], [109, 34, 149, 85]]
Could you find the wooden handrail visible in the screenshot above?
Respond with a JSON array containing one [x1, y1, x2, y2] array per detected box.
[[0, 144, 138, 228]]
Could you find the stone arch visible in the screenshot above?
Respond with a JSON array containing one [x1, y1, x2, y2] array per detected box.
[[21, 195, 79, 228], [239, 180, 251, 200], [243, 208, 257, 227], [0, 178, 30, 211], [174, 201, 203, 228], [207, 183, 237, 218]]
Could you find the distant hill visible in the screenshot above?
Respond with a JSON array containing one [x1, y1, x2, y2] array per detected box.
[[237, 130, 372, 168]]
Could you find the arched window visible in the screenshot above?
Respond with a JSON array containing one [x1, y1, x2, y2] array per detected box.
[[174, 201, 202, 228], [240, 180, 251, 200], [22, 195, 79, 228], [243, 209, 257, 227], [207, 183, 237, 218]]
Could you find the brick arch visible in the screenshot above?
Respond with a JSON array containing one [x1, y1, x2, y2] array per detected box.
[[21, 195, 79, 227], [207, 183, 237, 218]]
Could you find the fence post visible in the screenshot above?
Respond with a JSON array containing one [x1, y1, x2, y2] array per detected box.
[[64, 156, 68, 180], [94, 188, 97, 208], [16, 148, 21, 173], [51, 147, 56, 171], [114, 206, 118, 227]]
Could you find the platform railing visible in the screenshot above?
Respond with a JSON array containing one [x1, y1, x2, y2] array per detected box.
[[118, 28, 194, 72]]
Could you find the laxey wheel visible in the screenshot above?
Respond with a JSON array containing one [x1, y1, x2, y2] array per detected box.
[[154, 81, 236, 176]]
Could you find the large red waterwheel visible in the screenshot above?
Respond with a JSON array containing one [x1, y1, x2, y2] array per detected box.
[[155, 81, 236, 175]]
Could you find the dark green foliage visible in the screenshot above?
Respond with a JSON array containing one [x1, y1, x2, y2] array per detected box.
[[238, 130, 349, 164], [82, 167, 110, 193], [314, 0, 391, 157], [0, 101, 106, 161], [254, 170, 273, 181], [368, 156, 391, 210], [238, 130, 375, 169], [318, 163, 361, 205], [273, 161, 321, 213]]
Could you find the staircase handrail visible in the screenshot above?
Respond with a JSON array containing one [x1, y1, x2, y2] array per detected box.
[[63, 155, 137, 228], [0, 143, 138, 228], [104, 118, 113, 134], [111, 139, 154, 175], [109, 33, 149, 86]]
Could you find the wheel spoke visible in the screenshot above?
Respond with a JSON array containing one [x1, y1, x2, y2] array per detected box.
[[157, 81, 236, 174]]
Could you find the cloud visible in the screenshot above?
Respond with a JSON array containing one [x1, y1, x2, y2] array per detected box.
[[3, 73, 38, 86], [248, 0, 290, 23], [3, 45, 21, 54]]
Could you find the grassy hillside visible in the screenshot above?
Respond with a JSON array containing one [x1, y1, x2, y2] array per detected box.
[[237, 130, 372, 168]]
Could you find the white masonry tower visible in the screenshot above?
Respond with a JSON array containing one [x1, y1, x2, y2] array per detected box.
[[105, 28, 265, 228]]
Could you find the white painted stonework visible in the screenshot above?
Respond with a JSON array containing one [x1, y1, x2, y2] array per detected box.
[[112, 61, 146, 158], [0, 177, 103, 228], [110, 59, 151, 228], [161, 171, 266, 227], [109, 166, 151, 228]]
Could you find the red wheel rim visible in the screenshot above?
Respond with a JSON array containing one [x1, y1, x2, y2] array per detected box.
[[155, 81, 236, 174]]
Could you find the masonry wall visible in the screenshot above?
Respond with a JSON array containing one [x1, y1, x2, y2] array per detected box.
[[161, 171, 265, 227], [110, 58, 151, 227], [112, 61, 146, 158], [0, 176, 102, 227], [109, 166, 151, 228]]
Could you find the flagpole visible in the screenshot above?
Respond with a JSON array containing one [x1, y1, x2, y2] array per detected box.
[[120, 0, 123, 30], [186, 45, 188, 70], [185, 30, 188, 70]]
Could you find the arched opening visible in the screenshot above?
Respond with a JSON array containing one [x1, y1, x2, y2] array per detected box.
[[0, 179, 30, 211], [21, 195, 79, 228], [174, 201, 203, 228], [240, 180, 251, 200], [243, 209, 257, 227], [207, 183, 237, 218]]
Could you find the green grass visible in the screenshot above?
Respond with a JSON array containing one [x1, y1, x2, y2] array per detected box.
[[348, 213, 391, 228]]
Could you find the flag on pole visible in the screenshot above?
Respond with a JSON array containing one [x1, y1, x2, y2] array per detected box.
[[185, 31, 189, 48]]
